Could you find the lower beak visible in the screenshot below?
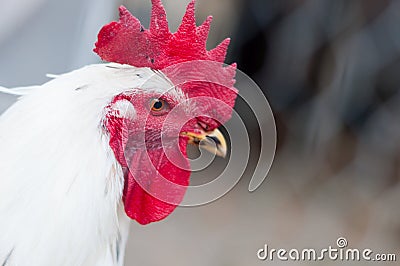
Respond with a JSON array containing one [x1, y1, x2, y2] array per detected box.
[[181, 128, 227, 158]]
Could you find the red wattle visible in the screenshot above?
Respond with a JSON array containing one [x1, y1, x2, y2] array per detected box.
[[122, 140, 190, 225]]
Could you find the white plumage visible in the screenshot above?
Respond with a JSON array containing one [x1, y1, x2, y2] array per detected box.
[[0, 63, 175, 266]]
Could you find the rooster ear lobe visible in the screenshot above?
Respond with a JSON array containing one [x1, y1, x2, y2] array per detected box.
[[108, 98, 137, 120]]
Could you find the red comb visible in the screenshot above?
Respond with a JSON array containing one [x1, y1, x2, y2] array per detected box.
[[94, 0, 231, 69], [97, 0, 238, 225]]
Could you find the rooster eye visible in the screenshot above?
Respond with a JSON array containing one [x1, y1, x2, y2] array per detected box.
[[149, 98, 168, 113]]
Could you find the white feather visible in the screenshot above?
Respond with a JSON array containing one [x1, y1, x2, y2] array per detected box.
[[0, 63, 175, 266], [0, 85, 39, 96], [46, 73, 61, 79]]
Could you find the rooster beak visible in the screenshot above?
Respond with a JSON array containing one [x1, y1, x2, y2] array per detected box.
[[181, 128, 227, 158]]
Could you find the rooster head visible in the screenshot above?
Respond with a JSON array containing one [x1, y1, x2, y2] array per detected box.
[[94, 0, 238, 225]]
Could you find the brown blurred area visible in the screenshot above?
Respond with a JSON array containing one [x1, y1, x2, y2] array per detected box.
[[0, 0, 399, 265]]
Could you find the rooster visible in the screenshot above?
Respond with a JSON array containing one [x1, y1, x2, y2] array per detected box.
[[0, 0, 237, 265]]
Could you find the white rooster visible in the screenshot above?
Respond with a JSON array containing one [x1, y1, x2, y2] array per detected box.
[[0, 0, 237, 265]]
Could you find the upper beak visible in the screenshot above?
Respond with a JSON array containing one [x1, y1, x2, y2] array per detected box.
[[181, 128, 227, 158]]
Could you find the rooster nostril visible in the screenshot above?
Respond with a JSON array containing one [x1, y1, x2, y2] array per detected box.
[[197, 121, 209, 131]]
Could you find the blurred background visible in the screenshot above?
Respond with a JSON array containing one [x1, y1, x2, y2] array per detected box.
[[1, 0, 399, 265]]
